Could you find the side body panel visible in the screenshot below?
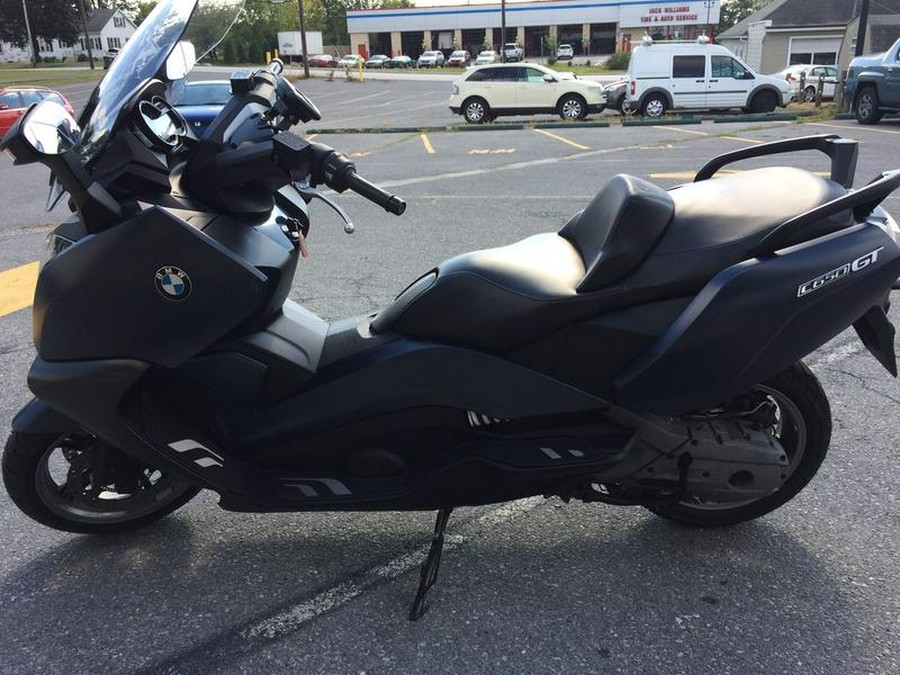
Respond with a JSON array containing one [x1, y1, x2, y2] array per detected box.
[[615, 222, 900, 413]]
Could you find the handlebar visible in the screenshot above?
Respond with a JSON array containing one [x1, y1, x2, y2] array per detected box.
[[314, 141, 406, 215]]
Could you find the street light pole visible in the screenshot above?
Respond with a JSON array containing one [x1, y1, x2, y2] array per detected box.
[[20, 0, 36, 68], [854, 0, 870, 57]]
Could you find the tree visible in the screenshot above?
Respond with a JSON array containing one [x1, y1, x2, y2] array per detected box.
[[718, 0, 769, 33], [0, 0, 79, 60]]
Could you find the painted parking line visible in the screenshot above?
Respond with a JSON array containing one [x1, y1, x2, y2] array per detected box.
[[654, 126, 709, 136], [335, 91, 391, 105], [650, 168, 830, 180], [468, 148, 516, 154], [809, 122, 900, 136], [533, 128, 590, 150], [420, 133, 435, 154], [720, 135, 764, 145], [0, 261, 39, 318]]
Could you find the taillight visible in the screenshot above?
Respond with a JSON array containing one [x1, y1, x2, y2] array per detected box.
[[452, 84, 459, 95], [629, 80, 635, 95]]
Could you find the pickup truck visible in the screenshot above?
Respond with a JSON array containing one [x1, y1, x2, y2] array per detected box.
[[844, 37, 900, 124], [503, 43, 524, 62]]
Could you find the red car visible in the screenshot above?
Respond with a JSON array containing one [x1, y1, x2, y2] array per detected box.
[[307, 54, 337, 68], [0, 87, 76, 138]]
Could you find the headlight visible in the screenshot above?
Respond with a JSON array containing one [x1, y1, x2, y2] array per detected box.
[[452, 83, 459, 95]]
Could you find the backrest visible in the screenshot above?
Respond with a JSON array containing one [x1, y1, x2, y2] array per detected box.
[[559, 174, 674, 292]]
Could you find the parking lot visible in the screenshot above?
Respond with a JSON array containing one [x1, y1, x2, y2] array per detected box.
[[1, 75, 900, 674]]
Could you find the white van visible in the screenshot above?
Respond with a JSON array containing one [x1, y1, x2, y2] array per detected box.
[[626, 39, 792, 117]]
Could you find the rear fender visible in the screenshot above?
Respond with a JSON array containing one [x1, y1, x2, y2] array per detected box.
[[614, 222, 900, 413]]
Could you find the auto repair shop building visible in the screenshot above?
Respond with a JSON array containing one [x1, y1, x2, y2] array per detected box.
[[346, 0, 721, 60]]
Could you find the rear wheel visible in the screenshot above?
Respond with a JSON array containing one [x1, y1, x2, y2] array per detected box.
[[2, 430, 200, 534], [803, 85, 817, 102], [463, 97, 490, 124], [558, 94, 587, 121], [641, 93, 667, 118], [855, 87, 883, 125], [750, 89, 778, 113], [647, 362, 830, 527]]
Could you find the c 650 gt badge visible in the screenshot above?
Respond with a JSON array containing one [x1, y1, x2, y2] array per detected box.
[[797, 247, 884, 298], [154, 266, 192, 301]]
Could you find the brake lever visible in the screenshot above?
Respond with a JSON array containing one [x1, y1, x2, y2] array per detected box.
[[293, 182, 355, 234]]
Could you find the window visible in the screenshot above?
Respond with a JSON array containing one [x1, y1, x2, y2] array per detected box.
[[20, 90, 44, 106], [673, 55, 705, 78], [789, 52, 812, 65], [525, 68, 546, 83], [40, 91, 66, 106], [0, 92, 20, 110], [107, 37, 121, 50], [38, 39, 53, 53], [113, 16, 126, 28], [466, 69, 488, 81], [812, 52, 836, 65], [711, 56, 747, 79]]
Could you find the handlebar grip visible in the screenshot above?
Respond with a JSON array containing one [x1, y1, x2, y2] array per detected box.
[[344, 171, 407, 216]]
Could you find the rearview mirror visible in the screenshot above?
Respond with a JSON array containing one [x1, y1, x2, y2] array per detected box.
[[165, 40, 197, 80], [0, 103, 7, 111], [543, 73, 556, 82], [21, 100, 80, 156]]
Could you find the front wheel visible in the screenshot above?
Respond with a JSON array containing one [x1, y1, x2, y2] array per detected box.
[[855, 87, 883, 125], [558, 94, 587, 121], [2, 430, 200, 534], [647, 362, 830, 527], [750, 89, 778, 113]]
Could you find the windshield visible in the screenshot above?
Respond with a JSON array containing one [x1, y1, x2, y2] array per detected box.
[[171, 81, 232, 105], [78, 0, 243, 161]]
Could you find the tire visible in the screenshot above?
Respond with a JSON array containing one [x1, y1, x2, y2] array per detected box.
[[803, 85, 816, 103], [558, 94, 587, 121], [647, 361, 831, 527], [641, 93, 667, 118], [618, 96, 634, 116], [463, 97, 490, 124], [2, 430, 200, 534], [855, 87, 883, 125], [750, 89, 778, 114]]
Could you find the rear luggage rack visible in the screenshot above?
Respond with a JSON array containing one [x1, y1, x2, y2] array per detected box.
[[694, 134, 858, 187], [748, 170, 900, 257]]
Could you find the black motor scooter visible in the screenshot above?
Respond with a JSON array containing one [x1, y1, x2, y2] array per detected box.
[[3, 0, 900, 620]]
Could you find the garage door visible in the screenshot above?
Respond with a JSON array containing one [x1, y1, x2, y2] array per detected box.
[[788, 36, 841, 65]]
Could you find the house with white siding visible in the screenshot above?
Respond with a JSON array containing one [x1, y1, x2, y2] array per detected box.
[[0, 8, 136, 63]]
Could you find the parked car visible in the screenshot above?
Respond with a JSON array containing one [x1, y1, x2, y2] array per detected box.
[[387, 55, 415, 69], [603, 79, 633, 114], [102, 48, 119, 69], [845, 37, 900, 125], [774, 64, 838, 102], [170, 80, 231, 135], [626, 38, 792, 117], [307, 54, 337, 68], [364, 54, 390, 68], [417, 50, 445, 68], [503, 43, 524, 62], [339, 54, 364, 68], [447, 50, 471, 67], [556, 44, 574, 61], [474, 50, 498, 65], [449, 62, 606, 123], [0, 87, 74, 138]]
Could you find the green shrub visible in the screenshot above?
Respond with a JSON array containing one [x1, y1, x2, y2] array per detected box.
[[603, 52, 630, 71]]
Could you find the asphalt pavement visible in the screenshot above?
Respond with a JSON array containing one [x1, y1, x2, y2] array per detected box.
[[1, 76, 899, 674]]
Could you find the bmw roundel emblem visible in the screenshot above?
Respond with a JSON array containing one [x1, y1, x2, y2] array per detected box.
[[154, 266, 192, 301]]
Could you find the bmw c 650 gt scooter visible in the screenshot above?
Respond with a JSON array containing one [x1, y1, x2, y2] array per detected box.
[[3, 0, 900, 620]]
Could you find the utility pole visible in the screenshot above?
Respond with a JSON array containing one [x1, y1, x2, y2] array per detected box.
[[297, 0, 310, 77], [78, 0, 96, 69], [21, 0, 36, 68], [854, 0, 870, 57], [500, 0, 506, 62]]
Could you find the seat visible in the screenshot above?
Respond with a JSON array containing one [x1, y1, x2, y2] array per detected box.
[[625, 166, 850, 292], [374, 168, 850, 353]]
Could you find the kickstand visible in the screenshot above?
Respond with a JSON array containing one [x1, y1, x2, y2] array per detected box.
[[409, 507, 453, 621]]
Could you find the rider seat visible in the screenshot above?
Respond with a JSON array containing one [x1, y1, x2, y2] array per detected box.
[[372, 167, 850, 352]]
